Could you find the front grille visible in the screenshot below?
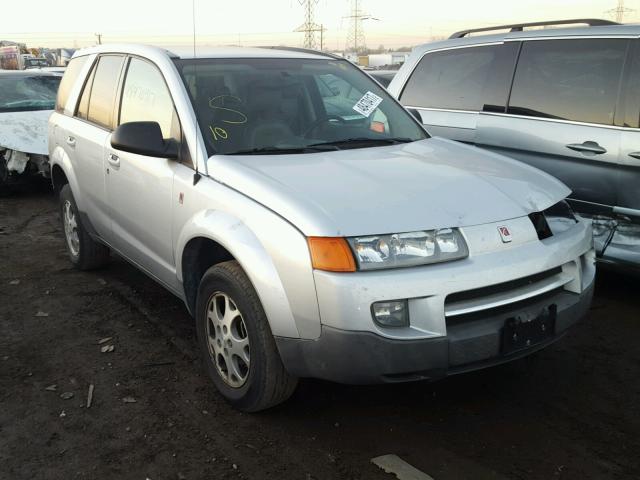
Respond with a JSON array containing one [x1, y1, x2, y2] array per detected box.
[[444, 266, 566, 325], [446, 287, 563, 326], [446, 267, 562, 305]]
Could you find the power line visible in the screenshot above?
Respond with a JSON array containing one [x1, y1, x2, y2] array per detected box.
[[344, 0, 378, 53], [295, 0, 321, 49], [606, 0, 634, 23]]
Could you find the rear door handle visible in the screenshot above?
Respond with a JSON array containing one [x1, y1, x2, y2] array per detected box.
[[566, 141, 607, 155], [66, 136, 76, 147], [628, 151, 640, 160], [107, 153, 120, 167]]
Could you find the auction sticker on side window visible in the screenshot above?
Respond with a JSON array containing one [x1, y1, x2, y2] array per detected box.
[[352, 91, 383, 117]]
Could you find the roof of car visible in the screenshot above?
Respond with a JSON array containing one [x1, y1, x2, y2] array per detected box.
[[412, 22, 640, 56], [73, 43, 335, 61]]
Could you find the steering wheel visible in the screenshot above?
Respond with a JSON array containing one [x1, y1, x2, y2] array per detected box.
[[303, 115, 346, 137]]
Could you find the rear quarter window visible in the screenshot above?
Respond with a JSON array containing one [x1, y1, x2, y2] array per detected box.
[[55, 56, 88, 113]]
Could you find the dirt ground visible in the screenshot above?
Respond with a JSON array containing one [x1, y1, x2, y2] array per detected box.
[[1, 188, 639, 480]]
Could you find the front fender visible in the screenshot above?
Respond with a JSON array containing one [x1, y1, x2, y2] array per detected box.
[[175, 208, 321, 340]]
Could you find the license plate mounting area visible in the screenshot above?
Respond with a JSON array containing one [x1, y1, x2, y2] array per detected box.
[[502, 304, 557, 355]]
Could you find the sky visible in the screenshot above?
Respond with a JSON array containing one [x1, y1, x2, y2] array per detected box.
[[2, 0, 639, 50]]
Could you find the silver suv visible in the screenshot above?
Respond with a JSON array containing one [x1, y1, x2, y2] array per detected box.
[[49, 44, 595, 411], [389, 19, 640, 272]]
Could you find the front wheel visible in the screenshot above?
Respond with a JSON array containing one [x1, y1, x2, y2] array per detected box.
[[196, 261, 298, 411]]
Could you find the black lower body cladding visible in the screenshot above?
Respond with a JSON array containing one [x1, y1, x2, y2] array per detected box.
[[275, 283, 594, 384]]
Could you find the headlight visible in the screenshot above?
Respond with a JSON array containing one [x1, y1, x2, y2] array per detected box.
[[348, 228, 468, 270]]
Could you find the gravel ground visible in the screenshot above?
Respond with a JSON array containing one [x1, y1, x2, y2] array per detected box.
[[1, 188, 639, 480]]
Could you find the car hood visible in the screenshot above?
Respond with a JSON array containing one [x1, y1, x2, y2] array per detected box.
[[0, 110, 52, 155], [207, 137, 571, 237]]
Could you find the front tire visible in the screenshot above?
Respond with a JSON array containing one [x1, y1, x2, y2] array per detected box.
[[196, 261, 298, 412], [59, 184, 110, 270]]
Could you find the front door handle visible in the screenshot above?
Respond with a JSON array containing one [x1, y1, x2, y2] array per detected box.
[[566, 141, 607, 155], [107, 153, 120, 167], [66, 136, 76, 147], [628, 151, 640, 160]]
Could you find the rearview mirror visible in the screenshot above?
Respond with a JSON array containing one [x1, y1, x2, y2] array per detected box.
[[111, 121, 178, 159]]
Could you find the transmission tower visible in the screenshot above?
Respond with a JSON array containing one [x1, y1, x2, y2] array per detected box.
[[606, 0, 634, 23], [296, 0, 320, 49], [345, 0, 368, 53]]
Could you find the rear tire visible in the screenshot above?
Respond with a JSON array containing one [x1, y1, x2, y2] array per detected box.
[[196, 260, 298, 412], [59, 184, 110, 270]]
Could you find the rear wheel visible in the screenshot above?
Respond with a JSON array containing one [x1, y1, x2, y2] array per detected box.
[[196, 261, 298, 412], [59, 184, 110, 270]]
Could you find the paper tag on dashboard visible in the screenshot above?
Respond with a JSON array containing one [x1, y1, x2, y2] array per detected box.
[[352, 91, 383, 117]]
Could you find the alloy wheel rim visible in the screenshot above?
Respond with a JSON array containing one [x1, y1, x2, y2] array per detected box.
[[63, 200, 80, 257], [205, 292, 250, 388]]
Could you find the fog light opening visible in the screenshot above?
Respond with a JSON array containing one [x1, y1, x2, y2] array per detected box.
[[371, 300, 409, 328]]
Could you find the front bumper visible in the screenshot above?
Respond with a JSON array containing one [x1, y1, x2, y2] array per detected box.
[[276, 217, 595, 384], [276, 280, 594, 384]]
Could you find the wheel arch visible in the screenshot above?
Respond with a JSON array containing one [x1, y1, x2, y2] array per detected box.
[[176, 210, 303, 339], [49, 145, 82, 205], [181, 236, 235, 316]]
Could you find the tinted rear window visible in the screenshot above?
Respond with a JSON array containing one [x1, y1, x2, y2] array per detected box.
[[55, 56, 88, 112], [400, 45, 500, 111], [508, 39, 628, 125], [86, 55, 124, 129]]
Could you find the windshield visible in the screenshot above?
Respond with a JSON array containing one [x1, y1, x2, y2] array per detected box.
[[0, 75, 60, 112], [174, 57, 427, 155]]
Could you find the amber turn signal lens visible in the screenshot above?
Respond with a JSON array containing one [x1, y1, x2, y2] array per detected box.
[[307, 237, 356, 272]]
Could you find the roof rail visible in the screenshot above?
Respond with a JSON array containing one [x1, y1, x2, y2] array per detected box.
[[449, 19, 619, 39], [257, 46, 342, 60]]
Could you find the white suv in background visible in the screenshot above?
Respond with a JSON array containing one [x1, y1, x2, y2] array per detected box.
[[49, 44, 595, 411]]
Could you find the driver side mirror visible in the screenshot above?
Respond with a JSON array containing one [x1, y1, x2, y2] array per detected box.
[[111, 121, 178, 159]]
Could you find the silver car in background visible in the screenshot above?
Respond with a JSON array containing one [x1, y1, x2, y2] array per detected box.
[[49, 44, 594, 411], [389, 19, 640, 272]]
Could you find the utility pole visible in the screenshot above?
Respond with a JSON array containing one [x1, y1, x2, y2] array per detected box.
[[94, 33, 102, 45], [344, 0, 377, 54], [295, 0, 321, 49], [606, 0, 634, 23]]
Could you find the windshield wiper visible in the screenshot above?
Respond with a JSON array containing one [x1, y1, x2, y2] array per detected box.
[[225, 145, 339, 155], [224, 138, 413, 155], [307, 137, 414, 149]]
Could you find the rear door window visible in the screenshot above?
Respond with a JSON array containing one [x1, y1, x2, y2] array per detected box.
[[85, 55, 125, 129], [508, 39, 628, 125], [400, 44, 515, 112]]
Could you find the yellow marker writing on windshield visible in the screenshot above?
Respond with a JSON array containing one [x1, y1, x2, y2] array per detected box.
[[209, 125, 228, 141]]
